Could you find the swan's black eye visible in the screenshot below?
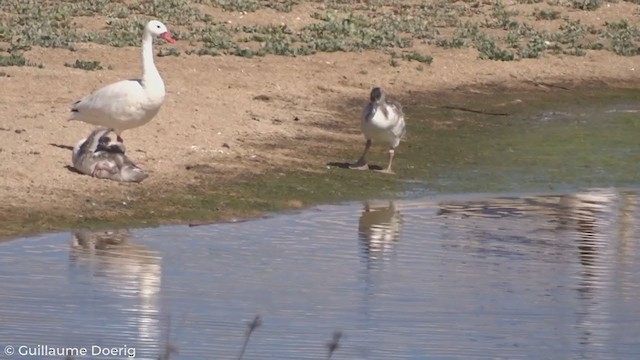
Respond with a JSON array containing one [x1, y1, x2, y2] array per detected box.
[[156, 25, 161, 28]]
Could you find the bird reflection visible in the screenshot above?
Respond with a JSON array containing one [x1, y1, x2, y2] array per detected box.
[[357, 201, 403, 324], [70, 228, 129, 256], [557, 189, 618, 294], [69, 229, 162, 360], [556, 188, 639, 355], [358, 200, 403, 265]]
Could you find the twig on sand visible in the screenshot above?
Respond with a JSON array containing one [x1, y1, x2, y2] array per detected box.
[[439, 105, 510, 116], [326, 331, 343, 359], [238, 315, 262, 360], [511, 73, 572, 90]]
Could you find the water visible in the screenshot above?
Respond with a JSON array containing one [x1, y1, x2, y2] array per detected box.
[[2, 93, 640, 359], [402, 91, 640, 194], [1, 189, 640, 359]]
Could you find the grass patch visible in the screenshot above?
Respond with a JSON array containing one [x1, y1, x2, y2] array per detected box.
[[603, 20, 640, 56], [301, 11, 411, 53], [401, 51, 433, 64], [157, 47, 181, 57], [435, 37, 466, 48], [571, 0, 603, 10], [0, 1, 636, 68], [0, 53, 42, 68], [533, 8, 561, 20], [474, 34, 517, 61], [64, 59, 104, 71]]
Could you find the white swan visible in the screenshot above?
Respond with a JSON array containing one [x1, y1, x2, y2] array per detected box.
[[69, 20, 176, 142], [351, 87, 406, 174]]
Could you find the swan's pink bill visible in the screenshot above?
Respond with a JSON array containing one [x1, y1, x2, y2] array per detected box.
[[160, 32, 176, 44]]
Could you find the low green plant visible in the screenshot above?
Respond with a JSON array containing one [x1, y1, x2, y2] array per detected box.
[[300, 12, 410, 52], [0, 53, 42, 67], [505, 31, 522, 49], [66, 0, 130, 17], [186, 47, 223, 56], [456, 22, 481, 39], [435, 37, 465, 48], [554, 19, 586, 45], [571, 0, 602, 10], [603, 20, 640, 56], [0, 0, 635, 63], [212, 0, 261, 12], [474, 35, 516, 61], [231, 46, 262, 57], [483, 1, 520, 30], [519, 33, 548, 58], [83, 18, 147, 47], [0, 24, 13, 42], [195, 25, 234, 50], [263, 0, 298, 12], [134, 0, 212, 25], [533, 8, 561, 20], [158, 47, 181, 57], [239, 24, 309, 56], [64, 59, 104, 70], [401, 51, 433, 64]]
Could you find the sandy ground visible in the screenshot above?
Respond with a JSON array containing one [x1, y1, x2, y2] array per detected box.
[[1, 6, 639, 235]]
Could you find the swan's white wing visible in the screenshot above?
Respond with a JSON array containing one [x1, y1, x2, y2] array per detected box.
[[70, 79, 148, 128]]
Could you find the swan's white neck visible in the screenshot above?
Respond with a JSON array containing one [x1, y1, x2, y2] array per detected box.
[[141, 31, 161, 88]]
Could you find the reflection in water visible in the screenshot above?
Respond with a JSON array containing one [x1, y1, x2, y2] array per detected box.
[[357, 201, 403, 329], [437, 188, 639, 359], [557, 189, 637, 357], [1, 190, 640, 359], [358, 200, 403, 265], [70, 229, 163, 360]]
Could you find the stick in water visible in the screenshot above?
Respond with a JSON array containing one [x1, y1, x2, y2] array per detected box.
[[326, 331, 343, 359], [238, 315, 262, 360], [158, 315, 178, 360]]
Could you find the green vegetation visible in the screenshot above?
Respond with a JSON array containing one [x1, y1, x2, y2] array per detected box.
[[571, 0, 603, 10], [157, 47, 181, 57], [533, 8, 561, 20], [64, 59, 104, 71], [0, 0, 636, 66], [0, 53, 42, 68], [401, 51, 433, 64], [603, 20, 640, 56]]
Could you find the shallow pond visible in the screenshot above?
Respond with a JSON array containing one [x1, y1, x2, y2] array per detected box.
[[2, 91, 640, 359]]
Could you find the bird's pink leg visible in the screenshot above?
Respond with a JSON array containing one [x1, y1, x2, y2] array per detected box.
[[92, 163, 113, 178]]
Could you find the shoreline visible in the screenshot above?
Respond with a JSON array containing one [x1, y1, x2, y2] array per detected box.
[[2, 68, 638, 239], [2, 0, 640, 239]]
